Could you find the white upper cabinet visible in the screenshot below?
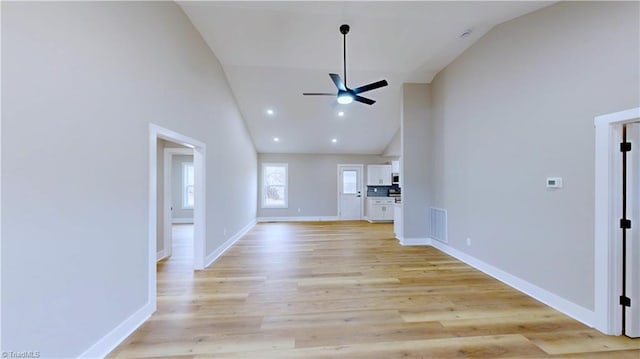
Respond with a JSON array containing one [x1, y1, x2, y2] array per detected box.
[[367, 165, 392, 185]]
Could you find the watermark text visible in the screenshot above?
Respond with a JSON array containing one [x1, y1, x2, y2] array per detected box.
[[2, 352, 41, 358]]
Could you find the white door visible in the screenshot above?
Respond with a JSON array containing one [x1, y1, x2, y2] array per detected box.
[[338, 165, 363, 220], [624, 123, 640, 337]]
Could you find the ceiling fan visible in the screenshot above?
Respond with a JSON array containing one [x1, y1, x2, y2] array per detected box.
[[303, 24, 388, 105]]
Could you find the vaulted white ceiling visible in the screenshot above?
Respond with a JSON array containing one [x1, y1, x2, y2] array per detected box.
[[179, 1, 553, 154]]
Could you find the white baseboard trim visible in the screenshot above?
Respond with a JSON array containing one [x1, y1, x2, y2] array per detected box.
[[205, 219, 256, 268], [257, 216, 340, 222], [156, 250, 166, 262], [429, 239, 595, 327], [172, 218, 194, 224], [79, 301, 154, 359], [399, 237, 431, 246]]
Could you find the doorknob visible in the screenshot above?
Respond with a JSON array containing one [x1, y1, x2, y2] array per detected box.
[[357, 195, 361, 197]]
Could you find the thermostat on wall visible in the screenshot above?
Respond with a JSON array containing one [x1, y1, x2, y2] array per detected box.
[[546, 177, 563, 188]]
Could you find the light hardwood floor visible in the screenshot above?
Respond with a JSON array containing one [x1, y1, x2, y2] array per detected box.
[[108, 221, 640, 358]]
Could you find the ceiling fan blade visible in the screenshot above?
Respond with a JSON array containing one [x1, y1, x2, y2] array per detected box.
[[303, 93, 335, 96], [353, 79, 388, 94], [329, 73, 347, 91], [354, 95, 375, 105]]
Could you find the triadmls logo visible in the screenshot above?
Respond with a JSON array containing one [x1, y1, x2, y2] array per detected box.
[[2, 352, 41, 359]]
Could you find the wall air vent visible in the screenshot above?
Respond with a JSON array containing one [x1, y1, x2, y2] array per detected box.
[[429, 207, 448, 243]]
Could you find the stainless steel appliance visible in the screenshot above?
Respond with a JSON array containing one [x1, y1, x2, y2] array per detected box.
[[392, 173, 399, 185], [388, 187, 401, 203]]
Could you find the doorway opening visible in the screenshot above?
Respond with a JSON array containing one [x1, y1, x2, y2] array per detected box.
[[164, 223, 194, 268], [159, 146, 194, 262], [594, 107, 640, 337], [148, 124, 206, 309], [337, 164, 363, 220]]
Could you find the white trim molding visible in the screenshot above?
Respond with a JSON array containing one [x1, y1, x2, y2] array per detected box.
[[148, 123, 207, 315], [257, 216, 340, 222], [151, 124, 207, 272], [399, 237, 430, 246], [79, 302, 154, 359], [205, 220, 256, 268], [429, 239, 595, 327], [594, 107, 640, 335], [392, 233, 595, 324]]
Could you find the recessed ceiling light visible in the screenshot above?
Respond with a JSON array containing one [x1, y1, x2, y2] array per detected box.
[[266, 109, 274, 115], [273, 137, 280, 142], [338, 111, 345, 117], [331, 138, 338, 143]]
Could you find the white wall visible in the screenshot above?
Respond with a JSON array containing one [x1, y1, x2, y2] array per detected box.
[[258, 153, 391, 219], [1, 2, 256, 357], [401, 84, 432, 240], [424, 1, 639, 310], [382, 129, 401, 157]]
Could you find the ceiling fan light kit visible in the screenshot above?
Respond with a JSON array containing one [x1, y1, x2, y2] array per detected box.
[[303, 24, 388, 106], [337, 92, 354, 104]]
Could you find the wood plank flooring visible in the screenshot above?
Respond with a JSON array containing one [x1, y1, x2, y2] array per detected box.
[[108, 221, 640, 358]]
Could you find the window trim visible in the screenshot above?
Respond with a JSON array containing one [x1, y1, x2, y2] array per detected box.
[[182, 161, 194, 209], [261, 163, 288, 209]]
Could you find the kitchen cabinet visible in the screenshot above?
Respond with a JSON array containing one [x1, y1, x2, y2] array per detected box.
[[393, 204, 402, 240], [367, 198, 394, 223], [367, 165, 392, 185]]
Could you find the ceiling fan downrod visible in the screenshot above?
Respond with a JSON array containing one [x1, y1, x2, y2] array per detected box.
[[340, 24, 349, 87]]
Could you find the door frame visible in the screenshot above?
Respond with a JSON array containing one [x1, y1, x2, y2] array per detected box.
[[594, 107, 640, 335], [149, 124, 207, 305], [337, 164, 364, 220], [624, 123, 640, 337], [161, 147, 194, 261]]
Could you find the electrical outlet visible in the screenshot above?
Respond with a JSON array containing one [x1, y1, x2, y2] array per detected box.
[[466, 237, 471, 246]]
